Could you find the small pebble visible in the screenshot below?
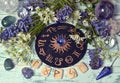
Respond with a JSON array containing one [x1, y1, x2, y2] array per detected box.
[[22, 67, 34, 79], [31, 59, 42, 69], [1, 16, 16, 27], [40, 66, 51, 77], [54, 69, 63, 79], [67, 68, 78, 79], [77, 62, 88, 73], [18, 7, 28, 18], [4, 58, 15, 71]]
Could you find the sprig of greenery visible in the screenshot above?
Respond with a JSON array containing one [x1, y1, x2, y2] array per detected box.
[[3, 32, 33, 64]]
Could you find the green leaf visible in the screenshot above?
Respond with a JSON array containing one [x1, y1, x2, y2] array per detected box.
[[79, 2, 83, 6]]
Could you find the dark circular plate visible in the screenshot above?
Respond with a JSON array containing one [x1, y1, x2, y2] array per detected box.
[[35, 23, 87, 68]]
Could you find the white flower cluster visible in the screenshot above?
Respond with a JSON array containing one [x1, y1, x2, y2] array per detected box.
[[35, 7, 58, 24], [2, 32, 33, 64]]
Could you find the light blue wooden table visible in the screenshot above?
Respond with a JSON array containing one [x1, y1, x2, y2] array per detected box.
[[0, 0, 120, 83]]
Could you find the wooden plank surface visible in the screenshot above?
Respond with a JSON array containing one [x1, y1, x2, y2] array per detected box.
[[0, 0, 120, 83]]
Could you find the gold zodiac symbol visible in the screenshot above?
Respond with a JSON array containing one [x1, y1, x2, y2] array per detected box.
[[47, 27, 56, 33], [45, 54, 53, 63], [55, 57, 63, 66], [72, 50, 81, 58], [65, 56, 73, 64], [38, 40, 46, 47], [39, 48, 46, 56]]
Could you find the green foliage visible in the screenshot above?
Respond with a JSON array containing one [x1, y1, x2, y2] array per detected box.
[[2, 33, 33, 64]]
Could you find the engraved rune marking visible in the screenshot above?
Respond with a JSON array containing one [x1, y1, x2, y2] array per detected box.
[[45, 54, 53, 63], [69, 68, 74, 74], [72, 50, 81, 58], [65, 56, 73, 64], [43, 67, 50, 75], [54, 69, 63, 79], [38, 40, 46, 47], [55, 58, 63, 66], [54, 70, 60, 76], [39, 48, 46, 56], [67, 68, 77, 79], [47, 27, 56, 33], [31, 59, 41, 69], [41, 66, 51, 77]]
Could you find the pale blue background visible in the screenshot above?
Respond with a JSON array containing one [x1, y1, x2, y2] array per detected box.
[[0, 0, 120, 83]]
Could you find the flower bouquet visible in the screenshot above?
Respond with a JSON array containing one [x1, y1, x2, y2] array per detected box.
[[0, 0, 120, 80]]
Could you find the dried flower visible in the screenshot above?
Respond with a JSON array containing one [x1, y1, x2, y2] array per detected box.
[[82, 20, 89, 27], [3, 32, 33, 64], [67, 10, 81, 25], [89, 57, 103, 69], [55, 5, 73, 22], [91, 20, 111, 37], [69, 34, 87, 44], [0, 15, 32, 41], [88, 48, 103, 69], [28, 0, 44, 10], [36, 7, 57, 24], [73, 10, 81, 20]]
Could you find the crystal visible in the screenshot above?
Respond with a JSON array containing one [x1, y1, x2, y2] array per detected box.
[[89, 57, 103, 70], [104, 36, 116, 49], [117, 32, 120, 36], [1, 16, 16, 27], [4, 58, 15, 71], [18, 7, 28, 18], [0, 0, 19, 13], [22, 67, 34, 79], [96, 66, 112, 80], [57, 36, 66, 46], [95, 1, 114, 20]]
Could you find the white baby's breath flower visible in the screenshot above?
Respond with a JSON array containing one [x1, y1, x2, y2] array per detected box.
[[74, 10, 81, 19], [3, 32, 33, 64], [88, 12, 97, 21], [26, 34, 31, 40], [90, 16, 97, 21], [35, 6, 40, 12], [67, 10, 81, 25], [82, 20, 89, 27], [35, 7, 58, 24], [46, 7, 50, 12], [67, 18, 77, 26], [69, 34, 86, 44]]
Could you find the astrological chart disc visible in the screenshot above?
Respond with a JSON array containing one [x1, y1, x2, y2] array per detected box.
[[35, 23, 87, 68]]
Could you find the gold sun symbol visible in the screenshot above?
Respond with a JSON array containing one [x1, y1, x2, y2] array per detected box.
[[50, 34, 71, 53]]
